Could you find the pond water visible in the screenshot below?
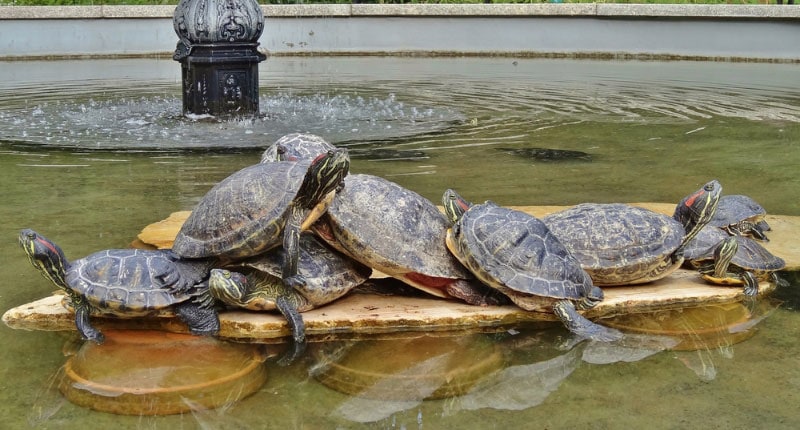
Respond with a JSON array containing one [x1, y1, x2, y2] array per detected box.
[[1, 57, 799, 428]]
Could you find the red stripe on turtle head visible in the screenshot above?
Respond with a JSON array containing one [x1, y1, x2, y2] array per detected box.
[[683, 189, 705, 208]]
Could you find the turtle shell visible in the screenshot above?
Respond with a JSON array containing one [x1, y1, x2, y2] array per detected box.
[[447, 202, 593, 312], [312, 174, 472, 296], [67, 249, 203, 316], [172, 160, 312, 260], [231, 232, 371, 307], [709, 194, 767, 229], [542, 203, 685, 285], [684, 226, 784, 272], [261, 133, 335, 163]]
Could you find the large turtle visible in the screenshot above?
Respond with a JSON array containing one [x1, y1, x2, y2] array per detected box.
[[311, 174, 505, 306], [709, 194, 770, 241], [19, 229, 218, 343], [441, 190, 622, 342], [210, 233, 371, 312], [541, 180, 722, 286], [682, 225, 784, 296], [261, 133, 336, 163], [172, 148, 350, 346]]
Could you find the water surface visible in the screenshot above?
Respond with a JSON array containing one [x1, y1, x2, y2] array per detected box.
[[1, 57, 799, 428]]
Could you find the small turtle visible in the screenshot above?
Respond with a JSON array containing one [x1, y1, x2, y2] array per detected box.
[[541, 180, 722, 286], [442, 190, 623, 342], [312, 174, 505, 306], [709, 194, 770, 241], [683, 226, 784, 296], [172, 148, 350, 346], [260, 133, 336, 163], [210, 233, 371, 311], [19, 229, 218, 343]]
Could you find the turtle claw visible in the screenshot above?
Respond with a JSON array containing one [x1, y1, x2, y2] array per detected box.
[[553, 300, 623, 343], [276, 340, 307, 367]]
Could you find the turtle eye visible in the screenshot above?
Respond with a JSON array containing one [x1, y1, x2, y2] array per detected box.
[[222, 270, 231, 279]]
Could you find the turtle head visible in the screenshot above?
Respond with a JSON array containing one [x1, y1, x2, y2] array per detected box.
[[712, 236, 738, 278], [208, 269, 248, 307], [673, 179, 722, 245], [442, 189, 473, 225], [297, 148, 350, 209], [260, 143, 289, 163], [18, 229, 69, 290]]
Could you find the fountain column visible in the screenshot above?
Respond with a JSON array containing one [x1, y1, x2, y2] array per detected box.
[[172, 0, 266, 118]]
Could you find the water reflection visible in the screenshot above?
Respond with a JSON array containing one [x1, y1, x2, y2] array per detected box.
[[53, 330, 266, 416]]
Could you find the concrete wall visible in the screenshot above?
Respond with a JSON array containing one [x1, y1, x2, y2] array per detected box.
[[1, 4, 799, 61]]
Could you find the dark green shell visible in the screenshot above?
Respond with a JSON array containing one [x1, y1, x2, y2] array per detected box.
[[66, 249, 205, 316], [317, 174, 472, 280], [709, 194, 767, 229], [542, 203, 684, 285], [261, 133, 335, 163], [231, 233, 371, 307], [684, 226, 784, 272], [172, 160, 312, 260], [448, 202, 593, 311]]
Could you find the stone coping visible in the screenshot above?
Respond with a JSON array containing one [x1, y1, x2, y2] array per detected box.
[[1, 4, 799, 20]]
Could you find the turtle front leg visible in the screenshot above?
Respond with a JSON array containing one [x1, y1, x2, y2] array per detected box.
[[275, 295, 307, 366], [553, 300, 623, 342], [73, 301, 104, 344], [281, 206, 307, 290]]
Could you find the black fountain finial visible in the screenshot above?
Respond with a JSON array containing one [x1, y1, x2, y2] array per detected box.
[[173, 0, 267, 118]]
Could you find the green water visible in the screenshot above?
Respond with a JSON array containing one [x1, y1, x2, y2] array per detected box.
[[1, 57, 799, 428]]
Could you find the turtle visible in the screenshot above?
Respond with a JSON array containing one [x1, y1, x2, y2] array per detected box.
[[19, 229, 219, 344], [311, 174, 506, 306], [441, 189, 622, 342], [210, 232, 371, 312], [540, 180, 722, 286], [261, 133, 336, 163], [682, 225, 784, 296], [172, 148, 350, 346], [709, 194, 770, 241]]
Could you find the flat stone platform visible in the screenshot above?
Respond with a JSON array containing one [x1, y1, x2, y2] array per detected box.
[[3, 204, 793, 341]]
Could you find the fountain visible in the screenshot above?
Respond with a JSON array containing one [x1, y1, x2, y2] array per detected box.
[[172, 0, 266, 118]]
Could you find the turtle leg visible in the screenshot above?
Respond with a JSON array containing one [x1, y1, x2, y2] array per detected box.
[[73, 300, 104, 344], [553, 300, 623, 342], [445, 279, 510, 306], [175, 300, 220, 336], [275, 295, 307, 366], [281, 206, 307, 291]]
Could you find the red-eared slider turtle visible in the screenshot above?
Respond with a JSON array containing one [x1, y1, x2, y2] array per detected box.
[[312, 174, 505, 306], [541, 180, 722, 286], [683, 226, 784, 296], [210, 233, 371, 311], [172, 148, 350, 346], [19, 229, 218, 344], [709, 194, 770, 241], [442, 190, 623, 342], [261, 133, 336, 163]]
